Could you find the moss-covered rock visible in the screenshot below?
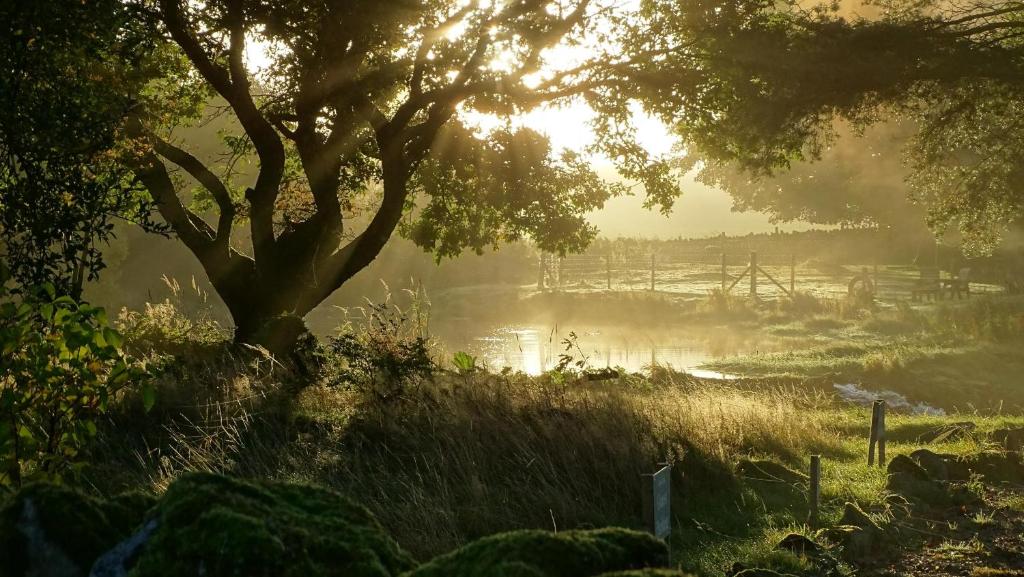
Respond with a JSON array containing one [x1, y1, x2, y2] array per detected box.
[[129, 473, 414, 577], [909, 449, 970, 481], [731, 570, 792, 577], [964, 451, 1024, 482], [101, 492, 157, 537], [991, 428, 1024, 452], [774, 533, 840, 576], [826, 502, 885, 562], [596, 571, 693, 577], [0, 483, 138, 577], [406, 528, 669, 577], [886, 455, 951, 505]]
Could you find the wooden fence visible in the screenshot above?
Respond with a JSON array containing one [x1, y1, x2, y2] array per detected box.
[[537, 251, 1007, 302]]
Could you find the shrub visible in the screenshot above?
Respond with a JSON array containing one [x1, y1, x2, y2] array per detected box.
[[0, 285, 151, 487], [326, 299, 434, 400], [117, 299, 227, 356]]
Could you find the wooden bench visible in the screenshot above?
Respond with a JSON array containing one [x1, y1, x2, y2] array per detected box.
[[911, 267, 942, 301], [942, 267, 971, 299]]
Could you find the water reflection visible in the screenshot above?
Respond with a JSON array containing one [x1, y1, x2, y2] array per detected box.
[[432, 322, 808, 376]]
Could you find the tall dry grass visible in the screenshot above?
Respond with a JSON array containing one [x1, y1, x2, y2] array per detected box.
[[94, 367, 842, 558]]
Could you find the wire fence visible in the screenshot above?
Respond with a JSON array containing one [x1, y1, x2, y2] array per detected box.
[[537, 251, 1008, 303]]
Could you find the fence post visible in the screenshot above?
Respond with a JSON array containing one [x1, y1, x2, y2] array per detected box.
[[606, 255, 612, 290], [790, 254, 796, 295], [868, 401, 879, 466], [558, 257, 564, 290], [808, 455, 821, 527], [721, 253, 727, 292], [538, 253, 546, 290], [650, 253, 656, 292], [867, 400, 887, 467], [749, 251, 758, 298], [877, 401, 886, 467], [873, 259, 880, 297]]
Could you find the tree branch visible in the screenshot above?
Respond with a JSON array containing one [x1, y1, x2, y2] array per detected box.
[[150, 133, 235, 247], [159, 0, 286, 269]]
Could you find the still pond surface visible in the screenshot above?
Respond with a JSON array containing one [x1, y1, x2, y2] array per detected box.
[[431, 321, 810, 377]]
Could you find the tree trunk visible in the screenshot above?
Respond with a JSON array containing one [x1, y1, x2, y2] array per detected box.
[[200, 168, 410, 355]]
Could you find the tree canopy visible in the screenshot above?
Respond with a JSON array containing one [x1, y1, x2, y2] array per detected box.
[[100, 0, 681, 347], [625, 0, 1024, 252], [701, 120, 929, 232]]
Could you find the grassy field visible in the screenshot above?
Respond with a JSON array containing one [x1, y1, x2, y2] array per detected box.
[[75, 294, 1024, 576], [701, 295, 1024, 411]]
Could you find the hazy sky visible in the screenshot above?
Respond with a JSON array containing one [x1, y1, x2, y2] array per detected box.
[[588, 181, 798, 239]]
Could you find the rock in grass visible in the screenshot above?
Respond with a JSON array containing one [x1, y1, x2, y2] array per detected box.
[[775, 534, 820, 557], [775, 534, 840, 576], [0, 483, 149, 577], [732, 570, 791, 577], [991, 428, 1024, 452], [917, 422, 976, 444], [965, 451, 1024, 482], [886, 455, 951, 505], [128, 473, 415, 577], [825, 502, 885, 562], [596, 571, 694, 577], [735, 460, 808, 485], [910, 449, 971, 481], [406, 528, 669, 577]]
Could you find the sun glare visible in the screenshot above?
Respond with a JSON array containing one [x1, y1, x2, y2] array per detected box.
[[242, 2, 677, 161]]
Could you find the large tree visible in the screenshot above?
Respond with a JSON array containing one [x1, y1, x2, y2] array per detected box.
[[118, 0, 676, 350], [624, 0, 1024, 253]]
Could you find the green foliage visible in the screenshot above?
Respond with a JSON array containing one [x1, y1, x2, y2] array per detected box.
[[327, 300, 434, 399], [0, 0, 167, 293], [131, 472, 415, 577], [407, 125, 619, 258], [452, 351, 479, 375], [627, 0, 1024, 252], [0, 285, 151, 487], [701, 121, 926, 230], [406, 528, 669, 577]]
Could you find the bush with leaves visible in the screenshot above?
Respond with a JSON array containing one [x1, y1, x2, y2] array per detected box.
[[0, 285, 152, 487], [326, 300, 434, 401]]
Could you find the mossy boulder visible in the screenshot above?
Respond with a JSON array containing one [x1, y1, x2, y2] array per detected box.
[[731, 570, 791, 577], [596, 571, 693, 577], [774, 534, 839, 576], [964, 451, 1024, 482], [129, 473, 414, 577], [825, 502, 885, 562], [0, 483, 149, 577], [909, 449, 971, 481], [406, 528, 669, 577], [991, 428, 1024, 452], [886, 455, 950, 505]]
